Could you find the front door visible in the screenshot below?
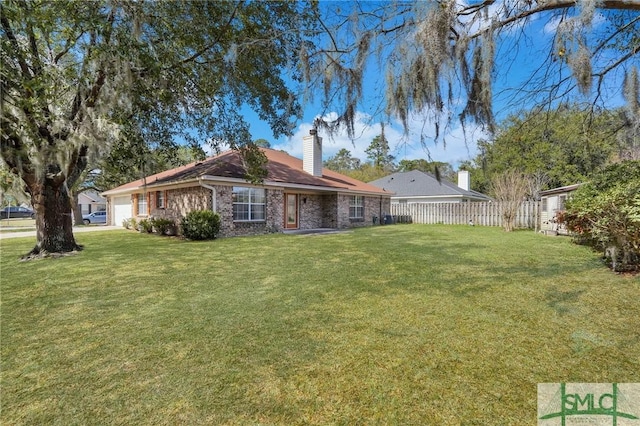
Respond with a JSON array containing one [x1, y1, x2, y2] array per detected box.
[[285, 193, 298, 229]]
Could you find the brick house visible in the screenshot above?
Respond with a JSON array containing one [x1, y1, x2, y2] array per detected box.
[[102, 134, 392, 237]]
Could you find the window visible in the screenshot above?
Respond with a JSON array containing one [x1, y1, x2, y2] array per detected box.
[[232, 187, 265, 221], [558, 195, 567, 210], [138, 193, 148, 215], [156, 191, 165, 208], [349, 195, 364, 219]]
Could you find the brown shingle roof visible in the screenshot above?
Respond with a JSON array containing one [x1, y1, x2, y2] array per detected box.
[[103, 148, 391, 196]]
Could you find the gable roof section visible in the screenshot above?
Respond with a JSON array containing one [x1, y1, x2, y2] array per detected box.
[[539, 183, 583, 196], [78, 191, 106, 203], [369, 170, 491, 200], [103, 148, 390, 196]]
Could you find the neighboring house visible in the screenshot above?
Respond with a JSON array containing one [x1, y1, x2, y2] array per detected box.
[[78, 191, 106, 214], [102, 134, 392, 237], [539, 183, 582, 234], [369, 170, 492, 203]]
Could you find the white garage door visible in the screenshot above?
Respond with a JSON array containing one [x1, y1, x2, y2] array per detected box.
[[112, 196, 132, 226]]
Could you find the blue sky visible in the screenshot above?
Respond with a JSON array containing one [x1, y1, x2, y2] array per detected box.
[[239, 2, 632, 170]]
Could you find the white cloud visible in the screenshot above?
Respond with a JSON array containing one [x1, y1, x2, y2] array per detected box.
[[271, 110, 488, 168], [543, 15, 563, 34], [543, 10, 606, 35]]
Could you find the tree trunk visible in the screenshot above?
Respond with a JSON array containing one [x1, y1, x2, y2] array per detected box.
[[25, 177, 82, 258], [70, 190, 84, 226]]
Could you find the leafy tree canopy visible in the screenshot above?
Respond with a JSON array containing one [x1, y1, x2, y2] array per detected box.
[[463, 105, 624, 192], [93, 142, 205, 192], [396, 159, 456, 182], [347, 163, 390, 183], [253, 139, 272, 148], [324, 148, 362, 174], [365, 131, 395, 171]]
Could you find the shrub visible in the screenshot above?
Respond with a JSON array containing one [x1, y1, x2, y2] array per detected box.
[[122, 218, 132, 229], [562, 160, 640, 272], [138, 218, 153, 233], [129, 218, 138, 231], [180, 210, 221, 240], [151, 217, 175, 236], [490, 170, 529, 232]]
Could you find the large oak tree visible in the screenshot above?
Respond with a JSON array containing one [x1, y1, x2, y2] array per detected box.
[[1, 0, 307, 257]]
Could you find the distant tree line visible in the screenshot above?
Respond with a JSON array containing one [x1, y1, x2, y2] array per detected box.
[[323, 130, 458, 184], [459, 105, 634, 197], [326, 105, 631, 196]]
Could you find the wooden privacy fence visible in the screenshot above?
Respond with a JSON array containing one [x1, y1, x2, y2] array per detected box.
[[390, 201, 540, 229]]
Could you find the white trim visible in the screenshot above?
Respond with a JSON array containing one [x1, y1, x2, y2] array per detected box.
[[232, 186, 266, 222], [539, 183, 583, 196], [349, 195, 364, 219]]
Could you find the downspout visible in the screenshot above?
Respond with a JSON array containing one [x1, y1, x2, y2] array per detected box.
[[198, 179, 217, 213]]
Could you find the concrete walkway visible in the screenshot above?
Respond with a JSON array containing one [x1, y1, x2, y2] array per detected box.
[[0, 225, 122, 240], [282, 228, 349, 236]]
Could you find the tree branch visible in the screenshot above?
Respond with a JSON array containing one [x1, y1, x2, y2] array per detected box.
[[68, 8, 116, 123], [173, 0, 243, 67], [23, 2, 43, 76], [66, 145, 89, 188], [464, 0, 640, 40], [54, 30, 85, 64], [0, 13, 32, 78], [595, 46, 640, 79]]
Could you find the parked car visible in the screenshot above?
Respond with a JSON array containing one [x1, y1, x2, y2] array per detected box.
[[0, 206, 35, 219], [82, 211, 107, 225]]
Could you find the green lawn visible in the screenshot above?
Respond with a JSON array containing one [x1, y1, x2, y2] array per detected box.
[[0, 218, 36, 230], [1, 225, 638, 425]]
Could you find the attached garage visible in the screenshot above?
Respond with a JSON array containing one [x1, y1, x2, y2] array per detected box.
[[111, 196, 132, 226]]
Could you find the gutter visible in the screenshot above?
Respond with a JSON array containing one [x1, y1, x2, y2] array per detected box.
[[198, 178, 217, 213]]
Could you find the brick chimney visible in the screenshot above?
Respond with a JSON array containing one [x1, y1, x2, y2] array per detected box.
[[458, 170, 470, 191], [303, 129, 323, 177]]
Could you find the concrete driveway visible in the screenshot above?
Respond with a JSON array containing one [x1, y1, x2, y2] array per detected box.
[[0, 225, 123, 240]]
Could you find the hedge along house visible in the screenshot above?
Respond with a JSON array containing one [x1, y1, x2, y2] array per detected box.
[[539, 183, 582, 235], [102, 133, 392, 237]]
